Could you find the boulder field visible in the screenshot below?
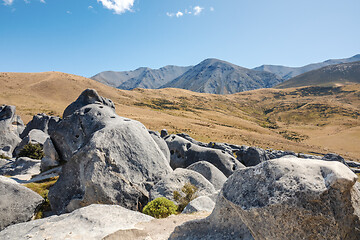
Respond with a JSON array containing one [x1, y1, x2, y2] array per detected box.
[[0, 89, 359, 239]]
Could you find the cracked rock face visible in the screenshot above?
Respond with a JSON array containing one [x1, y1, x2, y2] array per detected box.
[[49, 89, 172, 214], [222, 157, 360, 240], [0, 105, 24, 158]]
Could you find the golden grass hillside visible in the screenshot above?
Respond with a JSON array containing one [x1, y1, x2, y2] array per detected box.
[[1, 72, 360, 162]]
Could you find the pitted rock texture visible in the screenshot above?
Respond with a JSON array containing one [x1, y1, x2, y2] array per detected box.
[[165, 134, 244, 177], [49, 90, 172, 214]]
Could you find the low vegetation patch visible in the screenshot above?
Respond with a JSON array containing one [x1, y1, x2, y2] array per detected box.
[[173, 182, 198, 213], [142, 197, 177, 219], [18, 143, 44, 160], [279, 130, 309, 142], [24, 177, 58, 219]]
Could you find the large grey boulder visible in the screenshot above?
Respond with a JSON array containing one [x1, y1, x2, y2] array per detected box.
[[0, 176, 44, 231], [41, 138, 60, 172], [322, 153, 347, 165], [182, 196, 215, 214], [170, 193, 253, 240], [0, 157, 41, 182], [150, 168, 216, 201], [49, 90, 172, 214], [235, 145, 269, 167], [14, 129, 49, 156], [222, 157, 359, 239], [0, 204, 154, 240], [62, 88, 115, 118], [20, 113, 60, 139], [149, 130, 170, 163], [187, 161, 227, 190], [165, 134, 244, 177], [0, 105, 23, 158]]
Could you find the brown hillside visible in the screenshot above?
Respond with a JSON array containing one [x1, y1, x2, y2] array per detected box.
[[1, 72, 360, 162]]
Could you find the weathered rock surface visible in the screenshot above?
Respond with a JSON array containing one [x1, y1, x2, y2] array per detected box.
[[49, 89, 172, 214], [160, 129, 168, 138], [0, 105, 23, 158], [220, 157, 360, 240], [0, 157, 41, 182], [170, 194, 253, 240], [182, 196, 215, 214], [0, 176, 44, 231], [62, 88, 115, 118], [20, 113, 60, 139], [187, 161, 227, 190], [41, 138, 60, 171], [165, 134, 244, 177], [15, 129, 49, 156], [150, 168, 216, 201], [0, 204, 154, 240], [235, 146, 269, 167], [149, 130, 170, 163], [322, 153, 347, 165]]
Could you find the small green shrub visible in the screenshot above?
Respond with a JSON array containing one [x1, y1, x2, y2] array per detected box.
[[173, 182, 198, 212], [18, 143, 44, 160], [142, 197, 177, 218]]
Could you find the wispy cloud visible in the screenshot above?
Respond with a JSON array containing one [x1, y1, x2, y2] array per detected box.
[[176, 11, 183, 18], [88, 5, 93, 9], [97, 0, 134, 14], [66, 10, 71, 14], [193, 6, 203, 16], [166, 5, 206, 18], [3, 0, 14, 5], [210, 7, 214, 12], [40, 0, 45, 3]]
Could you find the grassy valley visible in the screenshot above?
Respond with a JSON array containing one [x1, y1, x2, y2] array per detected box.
[[1, 72, 360, 162]]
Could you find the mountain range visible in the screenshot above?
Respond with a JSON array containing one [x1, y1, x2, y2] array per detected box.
[[276, 61, 360, 89], [91, 54, 360, 94], [254, 54, 360, 80]]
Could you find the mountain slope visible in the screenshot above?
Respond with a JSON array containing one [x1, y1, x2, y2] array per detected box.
[[276, 61, 360, 89], [91, 65, 192, 90], [254, 54, 360, 80], [161, 58, 283, 94]]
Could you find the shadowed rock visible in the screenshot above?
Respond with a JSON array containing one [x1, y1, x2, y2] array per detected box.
[[0, 105, 24, 158], [0, 157, 41, 182], [149, 130, 170, 163], [187, 161, 227, 190], [0, 176, 44, 231], [165, 134, 244, 177], [20, 113, 60, 139], [235, 146, 269, 167]]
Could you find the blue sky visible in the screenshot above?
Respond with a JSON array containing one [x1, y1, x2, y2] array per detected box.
[[1, 0, 359, 77]]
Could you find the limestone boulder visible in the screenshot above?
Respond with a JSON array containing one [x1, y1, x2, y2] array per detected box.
[[0, 105, 23, 158], [49, 90, 172, 214], [20, 113, 60, 139], [182, 196, 215, 214], [41, 138, 60, 172], [0, 204, 154, 240], [322, 153, 347, 165], [170, 193, 253, 240], [150, 168, 216, 201], [220, 157, 360, 240], [149, 130, 170, 163], [235, 146, 269, 167], [165, 134, 244, 177], [0, 157, 41, 182], [187, 161, 227, 190], [62, 88, 115, 118], [0, 176, 44, 231]]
